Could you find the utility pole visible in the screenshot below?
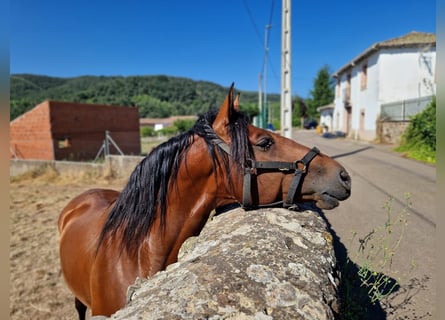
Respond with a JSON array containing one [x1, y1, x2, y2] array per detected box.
[[281, 0, 292, 138], [263, 24, 272, 129], [257, 73, 262, 128]]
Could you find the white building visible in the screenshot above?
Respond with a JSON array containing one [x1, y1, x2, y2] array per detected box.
[[332, 31, 436, 141], [317, 104, 334, 132]]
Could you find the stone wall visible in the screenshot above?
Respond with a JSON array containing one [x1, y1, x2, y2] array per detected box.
[[102, 208, 340, 320], [376, 120, 410, 144]]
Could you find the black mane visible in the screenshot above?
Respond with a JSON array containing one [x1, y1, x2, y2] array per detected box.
[[96, 107, 253, 256]]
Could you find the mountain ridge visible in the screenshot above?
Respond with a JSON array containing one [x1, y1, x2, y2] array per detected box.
[[11, 74, 279, 120]]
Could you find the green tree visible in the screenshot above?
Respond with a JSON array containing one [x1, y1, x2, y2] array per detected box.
[[132, 94, 172, 118], [306, 65, 335, 118], [140, 126, 156, 137], [292, 96, 307, 127], [239, 102, 259, 123], [10, 98, 33, 120], [174, 119, 195, 132]]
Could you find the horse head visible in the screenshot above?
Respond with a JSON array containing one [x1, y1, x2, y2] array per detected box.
[[212, 84, 351, 210]]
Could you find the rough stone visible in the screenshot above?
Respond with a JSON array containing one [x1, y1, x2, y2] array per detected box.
[[105, 208, 339, 320]]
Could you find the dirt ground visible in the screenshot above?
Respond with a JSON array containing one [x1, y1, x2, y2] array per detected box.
[[10, 167, 127, 320]]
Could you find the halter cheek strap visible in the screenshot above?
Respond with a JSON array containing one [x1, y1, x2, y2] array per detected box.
[[283, 147, 320, 208]]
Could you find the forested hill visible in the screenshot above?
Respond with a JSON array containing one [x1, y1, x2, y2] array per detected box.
[[11, 74, 279, 120]]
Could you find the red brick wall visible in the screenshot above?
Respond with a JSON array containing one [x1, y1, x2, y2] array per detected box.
[[10, 101, 54, 160], [10, 101, 141, 161], [49, 101, 141, 160]]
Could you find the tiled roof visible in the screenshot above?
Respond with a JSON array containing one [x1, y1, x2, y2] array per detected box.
[[316, 103, 335, 112], [140, 115, 197, 126], [333, 31, 436, 77], [379, 31, 436, 47]]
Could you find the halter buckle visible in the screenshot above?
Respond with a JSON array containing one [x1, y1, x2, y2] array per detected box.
[[294, 159, 307, 173]]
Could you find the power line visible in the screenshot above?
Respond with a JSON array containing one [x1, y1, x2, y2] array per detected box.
[[242, 0, 263, 48], [241, 0, 278, 79], [265, 0, 275, 48], [262, 0, 277, 126], [242, 0, 281, 125]]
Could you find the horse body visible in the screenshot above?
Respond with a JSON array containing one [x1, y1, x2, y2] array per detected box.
[[58, 85, 351, 318], [59, 138, 226, 316]]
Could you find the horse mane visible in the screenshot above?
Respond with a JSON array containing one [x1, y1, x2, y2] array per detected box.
[[96, 107, 253, 256]]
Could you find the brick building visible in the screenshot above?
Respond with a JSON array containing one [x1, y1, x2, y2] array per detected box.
[[10, 101, 141, 161]]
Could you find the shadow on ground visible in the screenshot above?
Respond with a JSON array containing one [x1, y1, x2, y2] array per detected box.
[[380, 275, 433, 319], [298, 203, 397, 320]]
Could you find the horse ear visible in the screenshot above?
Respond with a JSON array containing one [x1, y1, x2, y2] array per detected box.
[[234, 92, 240, 111], [213, 83, 235, 141]]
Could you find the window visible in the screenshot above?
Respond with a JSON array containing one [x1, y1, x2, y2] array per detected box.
[[361, 63, 368, 90], [57, 137, 72, 149]]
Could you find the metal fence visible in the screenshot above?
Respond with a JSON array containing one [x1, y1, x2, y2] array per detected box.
[[381, 95, 433, 121]]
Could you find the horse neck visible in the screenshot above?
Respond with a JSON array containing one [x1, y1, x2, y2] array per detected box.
[[142, 138, 234, 274]]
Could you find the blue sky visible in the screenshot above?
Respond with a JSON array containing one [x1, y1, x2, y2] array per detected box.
[[10, 0, 436, 98]]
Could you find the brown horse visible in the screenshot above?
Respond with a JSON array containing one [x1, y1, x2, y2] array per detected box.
[[58, 84, 351, 319]]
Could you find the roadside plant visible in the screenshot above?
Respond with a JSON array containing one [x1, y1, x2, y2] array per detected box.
[[395, 96, 436, 164], [340, 193, 414, 319]]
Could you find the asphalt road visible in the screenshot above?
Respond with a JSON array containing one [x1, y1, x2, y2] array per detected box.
[[293, 130, 436, 320]]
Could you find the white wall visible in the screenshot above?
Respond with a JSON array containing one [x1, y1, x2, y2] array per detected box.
[[379, 47, 436, 102], [319, 109, 333, 130]]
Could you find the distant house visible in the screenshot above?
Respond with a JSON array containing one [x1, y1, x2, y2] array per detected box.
[[140, 115, 197, 131], [10, 101, 141, 161], [332, 31, 436, 142], [317, 104, 334, 132]]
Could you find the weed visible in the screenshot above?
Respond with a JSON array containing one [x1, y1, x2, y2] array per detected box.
[[339, 193, 414, 319]]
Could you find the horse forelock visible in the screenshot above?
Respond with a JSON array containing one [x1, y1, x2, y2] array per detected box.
[[96, 108, 253, 257], [195, 107, 254, 168], [227, 111, 255, 168]]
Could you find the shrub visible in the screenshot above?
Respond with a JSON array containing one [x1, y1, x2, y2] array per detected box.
[[395, 97, 435, 163], [140, 126, 156, 137], [158, 126, 178, 136], [174, 119, 195, 133]]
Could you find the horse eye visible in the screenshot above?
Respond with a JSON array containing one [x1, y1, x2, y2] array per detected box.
[[256, 137, 274, 151]]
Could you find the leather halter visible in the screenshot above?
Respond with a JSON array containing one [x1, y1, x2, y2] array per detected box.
[[207, 125, 320, 212], [241, 146, 320, 210]]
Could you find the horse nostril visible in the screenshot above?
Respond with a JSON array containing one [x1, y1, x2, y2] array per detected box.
[[339, 169, 351, 190]]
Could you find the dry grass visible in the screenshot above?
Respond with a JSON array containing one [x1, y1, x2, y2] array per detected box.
[[10, 162, 120, 185], [10, 166, 127, 320]]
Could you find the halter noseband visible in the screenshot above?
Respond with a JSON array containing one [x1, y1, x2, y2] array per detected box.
[[207, 125, 320, 212]]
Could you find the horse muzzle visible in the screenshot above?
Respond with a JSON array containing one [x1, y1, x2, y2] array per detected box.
[[310, 168, 351, 210]]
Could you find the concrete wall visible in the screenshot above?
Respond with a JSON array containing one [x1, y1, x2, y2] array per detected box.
[[10, 155, 144, 179]]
